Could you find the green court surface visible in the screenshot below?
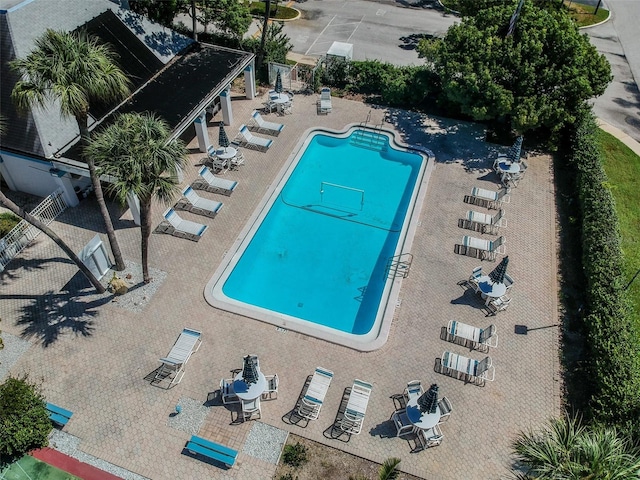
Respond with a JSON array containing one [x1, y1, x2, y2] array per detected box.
[[0, 455, 81, 480]]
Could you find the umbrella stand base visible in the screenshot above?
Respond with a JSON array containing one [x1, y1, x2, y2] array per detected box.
[[514, 325, 528, 335]]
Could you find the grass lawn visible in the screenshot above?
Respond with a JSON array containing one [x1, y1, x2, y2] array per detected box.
[[439, 0, 609, 27], [598, 129, 640, 320], [0, 455, 81, 480]]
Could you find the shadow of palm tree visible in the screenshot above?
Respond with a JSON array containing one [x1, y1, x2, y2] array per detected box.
[[0, 254, 73, 286], [14, 270, 112, 347]]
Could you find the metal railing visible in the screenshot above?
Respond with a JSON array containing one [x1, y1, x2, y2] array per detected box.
[[0, 189, 68, 271], [385, 253, 413, 279]]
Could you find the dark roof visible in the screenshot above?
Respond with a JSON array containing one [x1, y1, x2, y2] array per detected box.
[[0, 13, 45, 157], [63, 42, 253, 161], [77, 9, 165, 119]]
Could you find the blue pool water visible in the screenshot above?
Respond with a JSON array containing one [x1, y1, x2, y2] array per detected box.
[[219, 130, 425, 336]]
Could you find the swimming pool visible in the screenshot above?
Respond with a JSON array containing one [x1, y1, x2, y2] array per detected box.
[[206, 125, 432, 350]]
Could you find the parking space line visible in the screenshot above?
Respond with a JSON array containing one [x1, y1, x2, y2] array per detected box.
[[305, 14, 337, 55]]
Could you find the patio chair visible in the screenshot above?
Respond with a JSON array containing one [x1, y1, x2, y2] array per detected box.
[[338, 379, 373, 435], [391, 409, 414, 437], [234, 125, 272, 152], [415, 424, 444, 450], [220, 378, 240, 405], [440, 351, 495, 384], [262, 100, 276, 114], [462, 235, 506, 261], [297, 367, 334, 420], [178, 186, 223, 218], [241, 397, 261, 421], [404, 380, 423, 403], [504, 273, 514, 291], [154, 328, 202, 388], [262, 374, 279, 400], [318, 87, 332, 114], [467, 187, 511, 210], [205, 147, 229, 173], [437, 397, 453, 423], [250, 110, 284, 136], [446, 320, 498, 350], [464, 209, 505, 235], [192, 166, 238, 196], [159, 209, 208, 242], [487, 295, 511, 315], [467, 266, 483, 293], [230, 149, 245, 170]]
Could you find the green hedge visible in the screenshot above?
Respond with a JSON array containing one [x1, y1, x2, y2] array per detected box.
[[322, 60, 437, 108], [568, 108, 640, 437], [0, 212, 21, 237]]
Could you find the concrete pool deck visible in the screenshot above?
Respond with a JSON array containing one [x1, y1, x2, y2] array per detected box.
[[0, 91, 560, 479]]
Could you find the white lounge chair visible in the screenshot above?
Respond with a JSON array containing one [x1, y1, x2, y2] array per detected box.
[[160, 209, 208, 242], [154, 328, 202, 388], [192, 166, 237, 196], [179, 186, 222, 218], [338, 379, 373, 435], [318, 87, 332, 114], [441, 351, 495, 384], [467, 187, 510, 210], [250, 110, 284, 136], [446, 320, 498, 350], [234, 125, 272, 152], [464, 209, 506, 235], [297, 367, 333, 420], [462, 235, 506, 261]]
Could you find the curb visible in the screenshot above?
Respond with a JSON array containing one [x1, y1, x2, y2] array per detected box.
[[597, 118, 640, 157], [578, 9, 611, 29]]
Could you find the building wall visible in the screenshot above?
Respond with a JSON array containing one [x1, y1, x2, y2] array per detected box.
[[0, 150, 58, 197]]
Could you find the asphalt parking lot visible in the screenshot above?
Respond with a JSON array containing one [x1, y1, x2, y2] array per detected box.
[[281, 0, 457, 66]]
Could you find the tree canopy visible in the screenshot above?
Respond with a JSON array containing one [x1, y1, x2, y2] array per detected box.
[[418, 0, 611, 137]]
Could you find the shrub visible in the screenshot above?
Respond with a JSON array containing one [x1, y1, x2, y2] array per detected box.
[[566, 107, 640, 438], [0, 212, 20, 237], [0, 376, 51, 459], [282, 442, 308, 467]]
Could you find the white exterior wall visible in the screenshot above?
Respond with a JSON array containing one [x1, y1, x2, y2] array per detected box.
[[0, 151, 58, 197]]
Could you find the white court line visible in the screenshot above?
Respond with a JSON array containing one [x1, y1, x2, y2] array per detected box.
[[16, 461, 34, 480], [305, 14, 337, 56]]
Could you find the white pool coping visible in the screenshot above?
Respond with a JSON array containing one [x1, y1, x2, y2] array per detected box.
[[204, 124, 434, 351]]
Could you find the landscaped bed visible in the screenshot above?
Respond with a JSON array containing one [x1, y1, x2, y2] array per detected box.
[[274, 434, 422, 480]]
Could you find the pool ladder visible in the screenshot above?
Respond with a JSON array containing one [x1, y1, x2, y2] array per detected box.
[[386, 253, 413, 279], [352, 112, 387, 151]]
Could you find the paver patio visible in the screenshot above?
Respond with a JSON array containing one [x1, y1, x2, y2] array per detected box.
[[0, 91, 560, 479]]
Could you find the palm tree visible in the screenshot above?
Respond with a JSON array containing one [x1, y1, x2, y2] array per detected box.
[[512, 414, 640, 479], [10, 29, 131, 271], [0, 192, 105, 293], [85, 112, 187, 283], [257, 0, 272, 71]]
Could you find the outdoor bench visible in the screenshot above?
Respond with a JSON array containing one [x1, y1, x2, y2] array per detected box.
[[45, 402, 73, 426], [184, 435, 238, 467]]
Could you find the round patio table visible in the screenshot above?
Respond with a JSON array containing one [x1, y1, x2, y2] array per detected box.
[[406, 398, 441, 430], [497, 161, 520, 174], [477, 275, 507, 305], [270, 93, 290, 104], [211, 146, 237, 160], [233, 372, 267, 401]]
